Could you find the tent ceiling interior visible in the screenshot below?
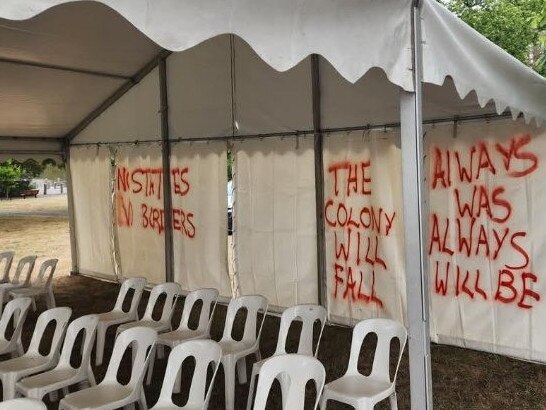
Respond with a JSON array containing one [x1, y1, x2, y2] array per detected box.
[[2, 0, 543, 160]]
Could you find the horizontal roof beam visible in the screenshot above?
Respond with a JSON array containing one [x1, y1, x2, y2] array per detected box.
[[65, 49, 172, 141], [0, 136, 64, 142], [0, 57, 132, 80]]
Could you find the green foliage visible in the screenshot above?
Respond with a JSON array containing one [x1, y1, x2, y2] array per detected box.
[[0, 161, 22, 198], [40, 163, 66, 181], [444, 0, 546, 75]]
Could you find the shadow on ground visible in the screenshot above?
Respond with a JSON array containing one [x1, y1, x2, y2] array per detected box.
[[5, 275, 545, 409]]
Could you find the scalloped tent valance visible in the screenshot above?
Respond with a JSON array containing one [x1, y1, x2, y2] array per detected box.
[[0, 0, 544, 129]]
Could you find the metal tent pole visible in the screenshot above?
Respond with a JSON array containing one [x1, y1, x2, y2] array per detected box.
[[159, 57, 175, 283], [311, 54, 327, 307], [64, 142, 79, 275], [401, 1, 433, 409]]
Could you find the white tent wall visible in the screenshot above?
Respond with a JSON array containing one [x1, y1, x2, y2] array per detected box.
[[323, 129, 407, 325], [170, 141, 231, 297], [167, 36, 232, 139], [70, 145, 115, 278], [426, 118, 546, 363], [0, 139, 63, 162], [72, 67, 161, 144], [233, 136, 318, 307]]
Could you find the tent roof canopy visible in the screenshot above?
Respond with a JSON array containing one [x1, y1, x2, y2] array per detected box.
[[0, 0, 543, 144]]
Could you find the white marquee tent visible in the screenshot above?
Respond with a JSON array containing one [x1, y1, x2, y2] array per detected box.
[[1, 1, 545, 408]]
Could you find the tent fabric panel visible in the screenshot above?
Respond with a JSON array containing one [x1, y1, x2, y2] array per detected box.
[[426, 118, 546, 363], [167, 36, 232, 139], [421, 0, 546, 124], [0, 62, 124, 138], [233, 38, 313, 135], [70, 146, 116, 278], [0, 0, 414, 90], [171, 141, 231, 296], [73, 67, 161, 143], [323, 130, 407, 325], [0, 1, 160, 77], [0, 139, 63, 162], [233, 136, 318, 307], [114, 143, 166, 284]]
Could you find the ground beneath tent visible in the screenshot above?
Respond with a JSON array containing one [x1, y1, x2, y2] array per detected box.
[[7, 275, 545, 409]]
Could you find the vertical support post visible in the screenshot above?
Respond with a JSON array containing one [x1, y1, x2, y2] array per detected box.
[[311, 54, 327, 307], [159, 57, 174, 282], [64, 141, 79, 274], [401, 2, 433, 409]]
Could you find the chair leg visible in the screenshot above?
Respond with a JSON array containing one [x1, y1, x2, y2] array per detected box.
[[146, 348, 156, 386], [16, 340, 24, 356], [2, 376, 16, 400], [88, 363, 97, 386], [246, 364, 259, 410], [49, 391, 58, 401], [95, 324, 106, 366], [46, 290, 56, 309], [62, 387, 69, 397], [389, 392, 398, 410], [31, 298, 37, 311], [254, 349, 261, 362], [139, 390, 148, 410], [224, 359, 237, 410], [157, 344, 165, 359], [237, 356, 247, 384], [319, 396, 327, 410]]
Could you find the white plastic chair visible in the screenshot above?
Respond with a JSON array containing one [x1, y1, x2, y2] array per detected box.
[[116, 282, 181, 335], [16, 314, 99, 400], [0, 252, 15, 284], [148, 288, 219, 387], [252, 354, 325, 410], [10, 258, 58, 310], [218, 295, 268, 410], [0, 256, 37, 310], [59, 326, 157, 410], [0, 306, 71, 400], [246, 304, 327, 409], [150, 340, 222, 410], [0, 398, 47, 409], [0, 297, 33, 357], [319, 319, 407, 410], [94, 276, 147, 366]]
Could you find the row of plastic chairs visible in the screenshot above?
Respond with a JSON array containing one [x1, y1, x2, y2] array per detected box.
[[0, 252, 58, 312]]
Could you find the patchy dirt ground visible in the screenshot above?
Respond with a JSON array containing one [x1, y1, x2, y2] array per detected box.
[[5, 275, 545, 409], [0, 195, 71, 276]]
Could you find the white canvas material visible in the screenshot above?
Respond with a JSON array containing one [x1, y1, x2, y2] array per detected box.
[[10, 258, 58, 311]]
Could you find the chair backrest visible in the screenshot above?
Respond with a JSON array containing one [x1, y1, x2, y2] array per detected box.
[[153, 340, 222, 409], [0, 251, 15, 283], [103, 326, 157, 388], [0, 297, 32, 344], [0, 398, 47, 409], [58, 314, 99, 370], [177, 288, 219, 334], [253, 354, 325, 410], [221, 295, 268, 345], [141, 282, 181, 323], [112, 277, 147, 315], [12, 255, 37, 285], [34, 259, 58, 288], [275, 304, 327, 357], [345, 319, 407, 384], [26, 307, 72, 359]]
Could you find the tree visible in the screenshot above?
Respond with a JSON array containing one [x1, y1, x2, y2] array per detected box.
[[0, 161, 22, 198], [444, 0, 546, 76]]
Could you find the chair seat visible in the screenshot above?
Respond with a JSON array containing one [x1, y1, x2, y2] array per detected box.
[[157, 329, 208, 347], [325, 375, 393, 400], [218, 340, 256, 357], [96, 311, 133, 324], [61, 384, 132, 409], [117, 320, 170, 334], [10, 287, 44, 298], [0, 355, 49, 374], [17, 367, 79, 394]]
